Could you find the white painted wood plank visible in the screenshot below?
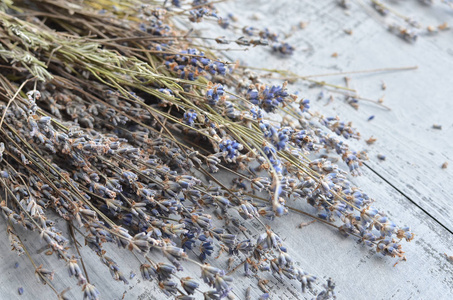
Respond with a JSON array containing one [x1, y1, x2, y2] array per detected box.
[[1, 1, 453, 300]]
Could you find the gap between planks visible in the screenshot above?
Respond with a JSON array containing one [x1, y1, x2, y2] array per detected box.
[[363, 162, 453, 236]]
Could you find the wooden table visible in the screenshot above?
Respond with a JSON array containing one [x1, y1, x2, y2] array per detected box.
[[1, 1, 452, 299]]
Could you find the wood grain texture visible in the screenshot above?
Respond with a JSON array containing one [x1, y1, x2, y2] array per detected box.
[[211, 0, 453, 232], [1, 1, 452, 299]]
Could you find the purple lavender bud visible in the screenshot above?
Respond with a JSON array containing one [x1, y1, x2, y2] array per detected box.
[[82, 283, 100, 300], [140, 264, 157, 281], [129, 272, 136, 279]]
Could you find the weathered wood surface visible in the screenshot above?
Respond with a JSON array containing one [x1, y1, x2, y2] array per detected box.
[[1, 1, 452, 299]]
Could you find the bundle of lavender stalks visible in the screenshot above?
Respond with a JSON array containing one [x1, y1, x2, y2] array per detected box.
[[0, 0, 415, 299]]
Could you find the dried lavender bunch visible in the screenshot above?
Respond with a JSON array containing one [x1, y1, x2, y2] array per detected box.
[[0, 0, 414, 298]]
